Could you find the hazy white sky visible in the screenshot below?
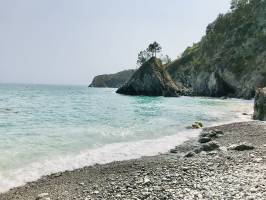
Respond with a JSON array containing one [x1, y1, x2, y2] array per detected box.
[[0, 0, 231, 85]]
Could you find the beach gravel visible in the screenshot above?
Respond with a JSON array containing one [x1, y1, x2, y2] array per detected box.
[[0, 121, 266, 200]]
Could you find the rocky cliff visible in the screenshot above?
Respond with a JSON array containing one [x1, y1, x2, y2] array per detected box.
[[166, 0, 266, 99], [89, 69, 135, 88], [116, 57, 185, 97], [253, 87, 266, 120]]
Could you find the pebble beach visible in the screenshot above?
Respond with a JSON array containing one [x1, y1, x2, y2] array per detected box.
[[1, 121, 266, 200]]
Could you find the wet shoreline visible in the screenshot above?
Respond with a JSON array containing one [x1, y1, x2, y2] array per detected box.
[[1, 121, 266, 199]]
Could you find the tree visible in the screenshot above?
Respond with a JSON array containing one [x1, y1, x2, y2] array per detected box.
[[137, 50, 152, 67], [231, 0, 239, 9], [230, 0, 250, 10], [136, 41, 163, 67], [147, 41, 162, 58]]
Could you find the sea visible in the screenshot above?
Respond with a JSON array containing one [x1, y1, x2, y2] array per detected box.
[[0, 84, 253, 192]]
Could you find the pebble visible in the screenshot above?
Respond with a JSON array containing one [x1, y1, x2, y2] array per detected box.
[[36, 193, 49, 200], [2, 122, 266, 200]]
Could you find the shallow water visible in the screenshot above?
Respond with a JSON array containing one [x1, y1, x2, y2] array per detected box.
[[0, 84, 253, 192]]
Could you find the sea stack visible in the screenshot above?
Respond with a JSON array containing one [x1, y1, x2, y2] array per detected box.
[[116, 57, 184, 97], [253, 87, 266, 121]]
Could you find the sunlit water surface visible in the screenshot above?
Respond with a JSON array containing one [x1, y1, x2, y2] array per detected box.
[[0, 84, 253, 192]]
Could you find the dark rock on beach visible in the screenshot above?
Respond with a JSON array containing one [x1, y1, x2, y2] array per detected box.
[[201, 129, 223, 138], [116, 57, 186, 97], [184, 151, 195, 158], [228, 143, 255, 151], [198, 136, 211, 144], [253, 87, 266, 121], [200, 141, 220, 152]]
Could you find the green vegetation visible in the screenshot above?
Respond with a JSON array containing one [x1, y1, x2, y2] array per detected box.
[[137, 41, 171, 67], [93, 0, 266, 98], [137, 50, 151, 67], [166, 0, 266, 99], [147, 41, 162, 57], [89, 69, 135, 88]]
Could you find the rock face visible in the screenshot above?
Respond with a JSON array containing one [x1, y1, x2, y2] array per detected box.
[[166, 1, 266, 99], [89, 69, 135, 88], [116, 58, 184, 97], [253, 87, 266, 121]]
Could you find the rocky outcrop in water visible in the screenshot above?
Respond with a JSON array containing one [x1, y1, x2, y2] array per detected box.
[[166, 0, 266, 99], [89, 69, 135, 88], [253, 87, 266, 121], [116, 57, 185, 97]]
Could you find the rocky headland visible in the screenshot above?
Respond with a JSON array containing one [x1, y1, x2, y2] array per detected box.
[[1, 121, 266, 200], [166, 0, 266, 99], [92, 0, 266, 99], [89, 69, 135, 88]]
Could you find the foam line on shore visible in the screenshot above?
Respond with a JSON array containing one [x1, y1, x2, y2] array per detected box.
[[0, 129, 201, 193], [0, 108, 253, 193]]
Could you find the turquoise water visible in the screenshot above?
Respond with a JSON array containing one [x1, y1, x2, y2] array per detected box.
[[0, 84, 253, 192]]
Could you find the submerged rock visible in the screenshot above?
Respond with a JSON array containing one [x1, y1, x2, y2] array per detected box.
[[253, 87, 266, 121], [191, 122, 204, 129], [191, 124, 201, 129], [116, 57, 185, 97]]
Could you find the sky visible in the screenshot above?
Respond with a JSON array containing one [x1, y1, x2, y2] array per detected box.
[[0, 0, 231, 85]]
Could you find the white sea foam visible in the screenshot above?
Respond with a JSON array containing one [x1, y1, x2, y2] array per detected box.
[[0, 112, 253, 193], [0, 129, 200, 193]]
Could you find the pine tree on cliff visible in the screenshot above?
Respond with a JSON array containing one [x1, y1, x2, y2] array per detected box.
[[136, 42, 162, 67], [137, 50, 151, 67], [230, 0, 250, 10], [147, 41, 162, 58]]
